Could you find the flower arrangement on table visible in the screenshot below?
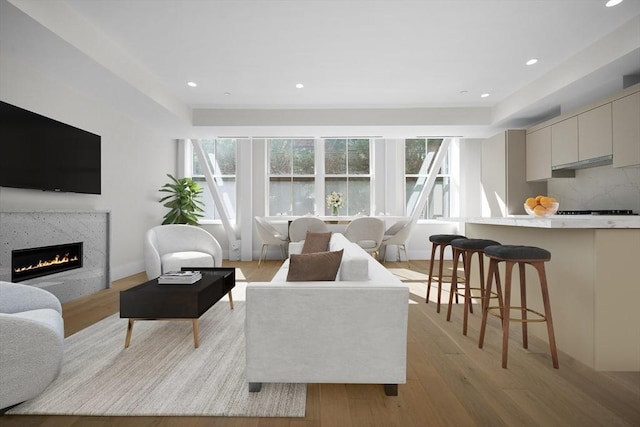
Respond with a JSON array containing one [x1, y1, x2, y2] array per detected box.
[[326, 191, 344, 216]]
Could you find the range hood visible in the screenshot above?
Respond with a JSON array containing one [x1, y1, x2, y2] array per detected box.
[[551, 155, 613, 171]]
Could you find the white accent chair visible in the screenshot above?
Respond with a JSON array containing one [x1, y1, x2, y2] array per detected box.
[[288, 217, 329, 242], [380, 219, 413, 263], [254, 216, 288, 265], [343, 217, 385, 258], [144, 224, 223, 280], [0, 281, 64, 410]]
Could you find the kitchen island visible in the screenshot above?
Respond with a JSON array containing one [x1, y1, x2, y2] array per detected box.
[[459, 215, 639, 371]]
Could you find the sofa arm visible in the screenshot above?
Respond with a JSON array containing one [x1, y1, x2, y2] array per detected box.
[[0, 310, 64, 409], [0, 281, 62, 315]]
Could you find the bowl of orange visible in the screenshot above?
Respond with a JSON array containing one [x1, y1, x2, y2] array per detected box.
[[525, 196, 559, 217]]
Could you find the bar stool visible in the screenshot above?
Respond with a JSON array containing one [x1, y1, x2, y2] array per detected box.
[[426, 234, 466, 313], [478, 245, 559, 369], [446, 238, 501, 336]]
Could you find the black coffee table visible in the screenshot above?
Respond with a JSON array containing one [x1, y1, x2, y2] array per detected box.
[[120, 267, 235, 348]]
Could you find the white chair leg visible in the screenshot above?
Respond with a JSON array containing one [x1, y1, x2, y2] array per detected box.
[[259, 244, 268, 266]]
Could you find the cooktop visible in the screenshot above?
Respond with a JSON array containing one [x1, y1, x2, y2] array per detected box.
[[556, 209, 636, 215]]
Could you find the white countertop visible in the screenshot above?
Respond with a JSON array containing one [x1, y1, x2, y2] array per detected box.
[[450, 215, 640, 229]]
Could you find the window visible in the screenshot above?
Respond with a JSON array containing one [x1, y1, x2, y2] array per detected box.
[[405, 138, 450, 219], [268, 138, 315, 215], [191, 139, 237, 220], [324, 138, 371, 215]]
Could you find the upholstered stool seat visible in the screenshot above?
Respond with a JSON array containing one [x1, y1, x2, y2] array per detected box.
[[426, 234, 467, 312], [446, 238, 501, 335], [478, 244, 559, 369]]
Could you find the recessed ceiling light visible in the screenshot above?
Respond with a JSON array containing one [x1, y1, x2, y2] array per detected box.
[[480, 93, 490, 98], [459, 90, 469, 94], [224, 92, 231, 96], [526, 58, 538, 66], [605, 0, 623, 7], [295, 83, 304, 89], [187, 81, 197, 87]]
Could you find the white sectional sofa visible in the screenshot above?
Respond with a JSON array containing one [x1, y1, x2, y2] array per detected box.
[[245, 233, 409, 396]]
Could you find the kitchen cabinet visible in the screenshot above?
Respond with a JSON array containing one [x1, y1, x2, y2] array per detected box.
[[578, 103, 612, 161], [551, 116, 578, 167], [612, 91, 640, 168], [482, 130, 546, 216], [526, 127, 552, 181]]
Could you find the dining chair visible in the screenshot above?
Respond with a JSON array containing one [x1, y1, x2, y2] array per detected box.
[[379, 219, 413, 264], [288, 217, 329, 242], [254, 216, 289, 265], [343, 216, 385, 258]]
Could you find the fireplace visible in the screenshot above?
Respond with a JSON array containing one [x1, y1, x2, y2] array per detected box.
[[12, 242, 83, 282]]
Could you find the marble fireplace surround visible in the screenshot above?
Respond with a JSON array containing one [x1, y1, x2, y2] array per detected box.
[[0, 211, 110, 304]]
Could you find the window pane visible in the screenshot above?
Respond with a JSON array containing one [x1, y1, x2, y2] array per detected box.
[[428, 138, 447, 174], [292, 139, 315, 175], [269, 139, 292, 175], [269, 177, 291, 215], [405, 139, 426, 174], [347, 139, 369, 174], [324, 178, 347, 215], [216, 139, 236, 175], [347, 177, 370, 215], [191, 139, 237, 221], [193, 176, 236, 220], [406, 176, 450, 219], [268, 139, 316, 215], [292, 178, 315, 215], [325, 139, 346, 174], [405, 138, 450, 219], [428, 177, 449, 218]]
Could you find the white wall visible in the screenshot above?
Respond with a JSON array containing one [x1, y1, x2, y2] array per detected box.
[[0, 55, 177, 281]]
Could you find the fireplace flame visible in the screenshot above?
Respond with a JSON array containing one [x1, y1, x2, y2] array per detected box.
[[13, 253, 79, 274]]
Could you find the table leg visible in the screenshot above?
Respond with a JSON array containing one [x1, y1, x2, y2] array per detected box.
[[228, 291, 234, 310], [192, 319, 199, 348], [125, 319, 134, 348]]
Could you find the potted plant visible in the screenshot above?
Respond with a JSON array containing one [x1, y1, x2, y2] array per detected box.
[[159, 174, 205, 225]]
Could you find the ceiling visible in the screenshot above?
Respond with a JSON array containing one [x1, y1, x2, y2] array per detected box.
[[1, 0, 639, 138]]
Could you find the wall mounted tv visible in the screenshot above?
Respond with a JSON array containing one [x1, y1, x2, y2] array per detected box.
[[0, 100, 101, 195]]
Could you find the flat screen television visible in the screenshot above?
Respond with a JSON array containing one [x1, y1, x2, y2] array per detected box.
[[0, 100, 101, 194]]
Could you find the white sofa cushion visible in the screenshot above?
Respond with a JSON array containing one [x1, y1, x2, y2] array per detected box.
[[160, 251, 214, 273]]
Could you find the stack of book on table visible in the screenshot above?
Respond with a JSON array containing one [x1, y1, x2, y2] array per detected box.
[[157, 270, 202, 284]]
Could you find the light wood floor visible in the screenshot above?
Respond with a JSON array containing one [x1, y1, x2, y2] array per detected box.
[[2, 260, 639, 427]]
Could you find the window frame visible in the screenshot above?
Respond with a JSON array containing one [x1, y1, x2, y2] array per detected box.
[[187, 138, 238, 223], [404, 138, 451, 220]]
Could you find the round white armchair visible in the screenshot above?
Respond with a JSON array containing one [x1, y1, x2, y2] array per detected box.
[[0, 281, 64, 410], [144, 224, 223, 280]]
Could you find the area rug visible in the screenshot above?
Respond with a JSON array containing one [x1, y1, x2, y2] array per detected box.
[[7, 300, 306, 417]]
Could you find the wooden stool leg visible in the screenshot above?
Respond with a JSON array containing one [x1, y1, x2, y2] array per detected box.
[[462, 250, 473, 335], [502, 261, 515, 368], [535, 262, 560, 369], [426, 244, 437, 303], [446, 247, 461, 321], [437, 244, 445, 313], [466, 250, 474, 315], [478, 258, 496, 348], [477, 252, 486, 311], [518, 262, 528, 349]]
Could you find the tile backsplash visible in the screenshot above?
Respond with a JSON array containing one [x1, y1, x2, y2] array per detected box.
[[548, 165, 640, 213]]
